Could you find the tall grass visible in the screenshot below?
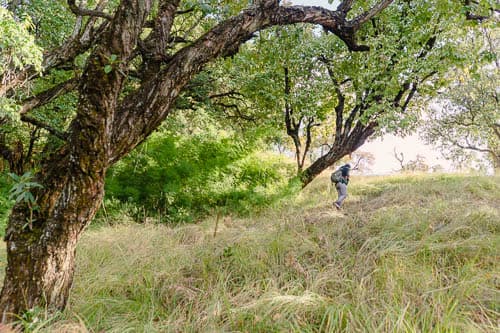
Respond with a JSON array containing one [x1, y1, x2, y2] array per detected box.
[[8, 174, 500, 332]]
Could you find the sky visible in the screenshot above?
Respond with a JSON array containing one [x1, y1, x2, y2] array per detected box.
[[291, 0, 337, 7], [288, 0, 454, 174]]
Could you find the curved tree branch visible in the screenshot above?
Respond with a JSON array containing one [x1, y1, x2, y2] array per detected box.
[[19, 78, 79, 115], [67, 0, 113, 20], [20, 115, 67, 141]]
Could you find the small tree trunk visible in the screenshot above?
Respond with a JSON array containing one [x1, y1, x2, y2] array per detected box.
[[0, 152, 105, 321], [300, 149, 344, 187]]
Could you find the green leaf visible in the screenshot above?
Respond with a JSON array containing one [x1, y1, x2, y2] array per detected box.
[[104, 65, 113, 74], [8, 173, 20, 182], [26, 192, 35, 203]]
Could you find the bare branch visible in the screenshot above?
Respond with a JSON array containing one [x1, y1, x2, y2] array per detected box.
[[351, 156, 364, 170], [394, 147, 405, 169], [67, 0, 113, 20], [20, 115, 67, 141], [348, 0, 394, 28], [20, 78, 78, 115], [337, 0, 355, 14]]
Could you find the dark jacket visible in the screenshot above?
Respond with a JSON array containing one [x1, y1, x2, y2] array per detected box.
[[339, 165, 350, 185]]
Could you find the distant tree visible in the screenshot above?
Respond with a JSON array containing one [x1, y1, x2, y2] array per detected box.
[[431, 164, 445, 173], [421, 64, 499, 172], [420, 22, 499, 172], [394, 148, 429, 172], [350, 151, 375, 174]]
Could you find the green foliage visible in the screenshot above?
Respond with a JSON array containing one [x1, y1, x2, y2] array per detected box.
[[8, 171, 43, 230], [14, 0, 75, 49], [17, 306, 62, 332], [0, 96, 20, 123], [208, 0, 483, 166], [8, 171, 43, 205], [421, 26, 499, 171], [0, 7, 42, 76], [104, 128, 295, 223]]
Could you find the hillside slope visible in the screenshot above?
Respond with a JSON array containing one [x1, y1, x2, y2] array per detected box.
[[7, 174, 500, 332]]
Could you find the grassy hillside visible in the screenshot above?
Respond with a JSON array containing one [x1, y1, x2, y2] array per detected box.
[[5, 174, 500, 332]]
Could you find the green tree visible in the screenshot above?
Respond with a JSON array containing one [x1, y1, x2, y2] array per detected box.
[[421, 27, 499, 172], [0, 0, 395, 321], [210, 25, 335, 174], [214, 1, 494, 187], [422, 67, 499, 171], [0, 6, 45, 174]]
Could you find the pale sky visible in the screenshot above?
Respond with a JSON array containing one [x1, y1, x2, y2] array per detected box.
[[290, 0, 454, 174], [291, 0, 337, 7], [361, 135, 453, 174]]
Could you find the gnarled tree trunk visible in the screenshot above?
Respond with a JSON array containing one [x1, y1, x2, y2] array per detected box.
[[0, 152, 106, 321]]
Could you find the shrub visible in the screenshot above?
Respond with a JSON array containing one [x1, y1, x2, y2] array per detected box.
[[103, 132, 295, 224]]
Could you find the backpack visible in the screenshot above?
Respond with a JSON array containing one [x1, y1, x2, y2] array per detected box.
[[330, 168, 343, 184]]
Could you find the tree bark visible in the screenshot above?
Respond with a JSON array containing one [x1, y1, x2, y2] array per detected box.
[[0, 150, 106, 322], [300, 121, 376, 187]]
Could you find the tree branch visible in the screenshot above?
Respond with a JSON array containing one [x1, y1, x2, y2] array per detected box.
[[20, 115, 67, 141], [452, 137, 496, 155], [217, 104, 256, 122], [1, 2, 109, 97], [19, 78, 78, 115], [110, 1, 394, 162], [463, 0, 499, 21], [209, 91, 244, 100], [67, 0, 113, 20], [301, 117, 321, 168], [337, 0, 355, 14], [320, 57, 345, 143], [347, 0, 394, 28]]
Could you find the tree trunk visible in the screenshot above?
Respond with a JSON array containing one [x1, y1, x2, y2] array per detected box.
[[0, 149, 106, 321], [299, 122, 377, 188], [300, 148, 345, 188]]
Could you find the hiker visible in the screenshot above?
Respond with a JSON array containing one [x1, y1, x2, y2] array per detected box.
[[332, 164, 351, 210]]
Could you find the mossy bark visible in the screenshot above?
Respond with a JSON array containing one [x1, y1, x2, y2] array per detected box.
[[0, 146, 106, 321]]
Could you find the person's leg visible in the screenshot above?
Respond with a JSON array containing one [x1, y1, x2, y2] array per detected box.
[[333, 183, 342, 209], [334, 183, 348, 208]]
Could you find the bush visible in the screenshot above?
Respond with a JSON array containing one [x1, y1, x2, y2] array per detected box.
[[103, 131, 295, 224]]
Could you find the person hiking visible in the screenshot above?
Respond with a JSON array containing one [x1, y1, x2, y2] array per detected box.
[[332, 164, 351, 210]]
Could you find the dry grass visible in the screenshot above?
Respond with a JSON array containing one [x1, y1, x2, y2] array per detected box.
[[8, 174, 500, 332]]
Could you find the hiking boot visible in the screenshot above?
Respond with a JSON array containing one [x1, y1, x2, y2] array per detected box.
[[333, 202, 341, 210]]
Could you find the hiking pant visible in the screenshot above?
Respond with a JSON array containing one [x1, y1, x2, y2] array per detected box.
[[335, 182, 348, 207]]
